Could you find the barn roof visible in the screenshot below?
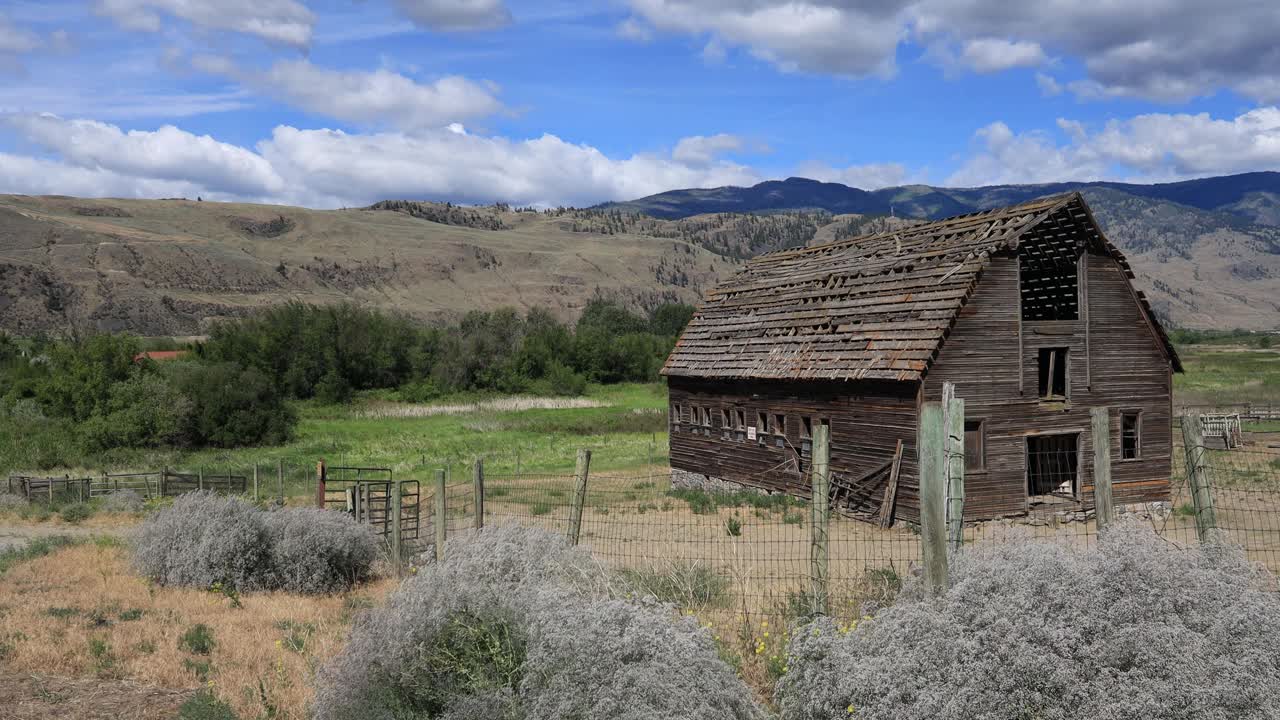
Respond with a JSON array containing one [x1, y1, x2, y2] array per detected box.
[[662, 192, 1181, 383]]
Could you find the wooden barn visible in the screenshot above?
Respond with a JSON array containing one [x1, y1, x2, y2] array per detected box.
[[661, 192, 1182, 523]]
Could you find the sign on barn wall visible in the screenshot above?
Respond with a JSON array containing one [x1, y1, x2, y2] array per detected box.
[[747, 427, 757, 441]]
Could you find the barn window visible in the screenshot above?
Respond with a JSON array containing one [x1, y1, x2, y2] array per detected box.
[[671, 403, 681, 431], [964, 420, 985, 471], [701, 407, 712, 427], [1019, 237, 1079, 321], [735, 409, 746, 429], [774, 414, 785, 435], [800, 416, 812, 439], [719, 409, 729, 428], [1121, 412, 1141, 460], [1037, 347, 1069, 400], [758, 412, 768, 432]]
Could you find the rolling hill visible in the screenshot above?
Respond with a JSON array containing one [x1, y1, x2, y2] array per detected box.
[[1, 172, 1278, 335]]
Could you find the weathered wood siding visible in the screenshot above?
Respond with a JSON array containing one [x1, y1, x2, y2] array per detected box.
[[922, 251, 1172, 519], [667, 377, 918, 512]]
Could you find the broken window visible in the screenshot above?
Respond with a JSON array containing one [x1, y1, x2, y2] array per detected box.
[[1027, 434, 1078, 498], [773, 414, 785, 435], [671, 403, 681, 432], [1121, 412, 1141, 460], [964, 420, 985, 471], [1037, 347, 1069, 400], [758, 412, 768, 433], [800, 416, 812, 439]]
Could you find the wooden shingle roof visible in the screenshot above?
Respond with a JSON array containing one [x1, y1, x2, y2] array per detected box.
[[662, 192, 1180, 382]]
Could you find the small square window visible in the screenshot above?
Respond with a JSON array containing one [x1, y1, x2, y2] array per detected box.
[[964, 420, 985, 471], [1121, 412, 1141, 460]]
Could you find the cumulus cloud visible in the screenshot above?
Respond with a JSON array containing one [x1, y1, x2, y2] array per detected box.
[[625, 0, 1280, 101], [795, 161, 909, 190], [194, 57, 504, 130], [947, 107, 1280, 186], [671, 133, 745, 166], [616, 17, 654, 42], [0, 113, 761, 208], [625, 0, 908, 76], [4, 113, 285, 197], [1035, 72, 1062, 97], [959, 38, 1045, 73], [393, 0, 511, 31], [93, 0, 314, 48]]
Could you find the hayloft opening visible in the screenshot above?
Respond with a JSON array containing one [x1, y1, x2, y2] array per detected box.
[[1019, 235, 1080, 321], [1026, 434, 1078, 498], [1038, 347, 1069, 400]]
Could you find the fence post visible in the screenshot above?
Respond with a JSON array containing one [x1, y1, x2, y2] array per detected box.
[[919, 402, 948, 595], [942, 383, 965, 551], [277, 460, 284, 504], [1091, 407, 1115, 531], [198, 466, 204, 492], [567, 449, 592, 546], [810, 422, 831, 616], [315, 459, 326, 509], [434, 469, 447, 562], [391, 481, 403, 577], [473, 459, 485, 530], [253, 464, 259, 502], [1181, 414, 1218, 542]]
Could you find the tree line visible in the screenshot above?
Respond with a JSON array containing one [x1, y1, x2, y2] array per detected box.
[[0, 300, 694, 461]]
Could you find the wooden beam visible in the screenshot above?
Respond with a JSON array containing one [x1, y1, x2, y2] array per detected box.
[[1091, 407, 1114, 531], [919, 402, 948, 595], [878, 440, 904, 529], [810, 423, 830, 616]]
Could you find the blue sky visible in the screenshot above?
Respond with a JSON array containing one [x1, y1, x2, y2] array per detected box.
[[0, 0, 1277, 208]]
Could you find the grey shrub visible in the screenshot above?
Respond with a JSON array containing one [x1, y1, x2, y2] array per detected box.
[[265, 507, 380, 594], [132, 491, 273, 592], [313, 525, 765, 720], [0, 493, 28, 512], [776, 521, 1280, 720], [98, 489, 145, 513]]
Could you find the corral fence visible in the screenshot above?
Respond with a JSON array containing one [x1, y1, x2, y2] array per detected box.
[[7, 467, 250, 504], [353, 393, 1280, 619]]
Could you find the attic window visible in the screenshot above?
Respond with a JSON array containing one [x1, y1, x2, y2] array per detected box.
[[1038, 347, 1069, 400], [1121, 412, 1141, 460], [1019, 237, 1080, 321]]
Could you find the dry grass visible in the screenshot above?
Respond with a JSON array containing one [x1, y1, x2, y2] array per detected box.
[[356, 396, 605, 419], [0, 542, 395, 720]]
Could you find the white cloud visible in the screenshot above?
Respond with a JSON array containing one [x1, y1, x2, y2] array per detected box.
[[1035, 72, 1062, 97], [795, 161, 909, 190], [93, 0, 314, 48], [0, 113, 761, 208], [625, 0, 908, 76], [616, 17, 654, 42], [4, 113, 285, 197], [947, 107, 1280, 186], [393, 0, 511, 31], [195, 57, 504, 130], [0, 12, 40, 54], [959, 38, 1045, 73], [671, 133, 744, 166]]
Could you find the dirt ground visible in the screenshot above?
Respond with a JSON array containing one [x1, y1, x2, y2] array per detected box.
[[0, 673, 192, 720]]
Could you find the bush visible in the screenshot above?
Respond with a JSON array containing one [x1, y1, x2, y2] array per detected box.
[[313, 526, 764, 720], [264, 508, 379, 594], [776, 522, 1280, 720], [98, 489, 145, 513], [0, 493, 28, 513], [58, 502, 93, 524], [133, 492, 273, 592], [166, 362, 295, 448], [132, 492, 379, 595], [179, 624, 216, 655]]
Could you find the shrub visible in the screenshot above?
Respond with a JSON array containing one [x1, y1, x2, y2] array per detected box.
[[133, 492, 273, 592], [178, 688, 238, 720], [264, 507, 379, 594], [98, 489, 145, 513], [0, 493, 28, 513], [58, 502, 93, 524], [313, 526, 764, 720], [776, 522, 1280, 720], [618, 560, 733, 610], [179, 624, 216, 655]]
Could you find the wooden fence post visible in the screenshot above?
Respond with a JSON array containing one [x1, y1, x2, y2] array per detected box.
[[919, 402, 948, 595], [1181, 414, 1218, 542], [473, 459, 485, 530], [198, 466, 204, 492], [315, 459, 326, 509], [391, 481, 403, 577], [1091, 407, 1115, 531], [567, 449, 592, 546], [434, 470, 447, 562], [277, 460, 284, 504], [942, 383, 965, 552], [253, 464, 259, 502], [810, 422, 831, 616]]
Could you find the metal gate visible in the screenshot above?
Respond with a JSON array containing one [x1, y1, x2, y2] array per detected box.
[[321, 466, 421, 541]]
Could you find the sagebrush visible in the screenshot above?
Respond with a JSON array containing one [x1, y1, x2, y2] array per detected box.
[[98, 489, 145, 513], [132, 492, 378, 594], [313, 525, 764, 720], [777, 522, 1280, 720]]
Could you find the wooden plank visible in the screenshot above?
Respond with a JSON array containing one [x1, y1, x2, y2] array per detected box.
[[1180, 414, 1217, 542], [1091, 407, 1114, 531], [434, 470, 447, 562], [568, 449, 591, 546], [473, 458, 485, 530], [878, 440, 904, 528], [810, 423, 830, 616], [944, 387, 965, 551]]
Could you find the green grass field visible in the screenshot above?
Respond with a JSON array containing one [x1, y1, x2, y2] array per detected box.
[[1174, 345, 1280, 408]]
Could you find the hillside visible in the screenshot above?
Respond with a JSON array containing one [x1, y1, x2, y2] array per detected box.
[[2, 172, 1279, 334]]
